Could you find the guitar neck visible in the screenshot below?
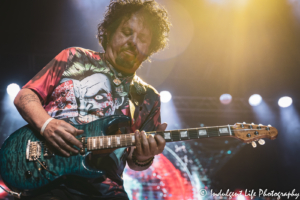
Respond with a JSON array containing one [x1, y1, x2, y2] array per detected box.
[[86, 125, 234, 151]]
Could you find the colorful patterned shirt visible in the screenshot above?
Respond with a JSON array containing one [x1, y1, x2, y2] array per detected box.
[[23, 47, 161, 198]]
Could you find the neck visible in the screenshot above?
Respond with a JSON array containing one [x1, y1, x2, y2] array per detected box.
[[85, 125, 234, 151]]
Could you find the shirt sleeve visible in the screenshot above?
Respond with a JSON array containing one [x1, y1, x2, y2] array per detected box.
[[22, 48, 73, 105]]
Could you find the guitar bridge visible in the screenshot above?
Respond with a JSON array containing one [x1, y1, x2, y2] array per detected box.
[[26, 140, 42, 161]]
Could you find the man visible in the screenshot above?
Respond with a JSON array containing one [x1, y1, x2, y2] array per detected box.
[[14, 0, 171, 199]]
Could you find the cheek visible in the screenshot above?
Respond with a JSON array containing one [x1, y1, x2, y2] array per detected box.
[[111, 34, 126, 52], [137, 43, 151, 58]]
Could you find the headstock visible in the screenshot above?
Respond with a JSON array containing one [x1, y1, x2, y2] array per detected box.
[[232, 122, 278, 148]]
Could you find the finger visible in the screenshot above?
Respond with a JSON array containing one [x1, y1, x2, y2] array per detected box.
[[54, 135, 78, 155], [61, 121, 84, 136], [60, 129, 83, 149], [155, 134, 166, 153], [48, 139, 70, 157], [135, 130, 143, 156], [148, 134, 158, 155], [156, 123, 167, 132], [141, 130, 150, 156]]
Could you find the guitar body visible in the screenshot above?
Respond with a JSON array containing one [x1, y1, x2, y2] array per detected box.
[[0, 115, 131, 195]]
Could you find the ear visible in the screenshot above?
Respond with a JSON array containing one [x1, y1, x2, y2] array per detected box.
[[106, 31, 111, 43]]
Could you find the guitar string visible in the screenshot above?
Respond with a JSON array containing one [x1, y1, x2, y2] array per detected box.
[[85, 128, 269, 150]]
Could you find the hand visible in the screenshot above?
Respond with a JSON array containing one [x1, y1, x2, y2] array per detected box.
[[134, 123, 167, 161], [43, 119, 84, 157]]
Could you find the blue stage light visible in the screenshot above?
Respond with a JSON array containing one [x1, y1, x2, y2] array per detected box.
[[248, 94, 262, 106], [6, 83, 20, 98], [278, 96, 292, 108], [160, 91, 172, 103]]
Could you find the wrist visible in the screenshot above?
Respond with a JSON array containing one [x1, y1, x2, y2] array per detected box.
[[132, 154, 154, 167], [40, 117, 54, 136], [134, 155, 154, 163]]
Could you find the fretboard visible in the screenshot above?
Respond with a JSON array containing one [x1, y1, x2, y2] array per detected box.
[[86, 125, 233, 151]]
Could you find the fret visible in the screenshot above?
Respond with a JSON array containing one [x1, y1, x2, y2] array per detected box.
[[120, 135, 125, 147], [104, 136, 108, 148], [125, 134, 130, 146], [111, 135, 115, 148], [124, 135, 128, 146], [207, 127, 219, 137], [172, 131, 181, 141], [188, 129, 199, 139], [156, 132, 164, 139]]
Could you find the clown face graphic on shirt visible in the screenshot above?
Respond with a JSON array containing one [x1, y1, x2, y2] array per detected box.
[[45, 73, 123, 124]]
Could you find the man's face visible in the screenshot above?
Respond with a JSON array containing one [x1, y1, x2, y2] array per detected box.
[[105, 13, 153, 74]]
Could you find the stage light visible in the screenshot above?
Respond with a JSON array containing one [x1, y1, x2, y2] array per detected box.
[[220, 94, 232, 105], [237, 195, 246, 200], [7, 83, 20, 98], [160, 91, 172, 103], [248, 94, 262, 106], [278, 96, 292, 108], [0, 181, 8, 199]]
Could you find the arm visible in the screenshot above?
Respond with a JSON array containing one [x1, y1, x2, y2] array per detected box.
[[126, 92, 167, 171], [14, 88, 83, 157], [14, 48, 84, 157], [14, 88, 51, 132]]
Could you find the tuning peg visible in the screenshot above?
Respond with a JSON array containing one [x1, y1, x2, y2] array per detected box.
[[258, 139, 265, 145], [268, 124, 272, 127], [251, 141, 257, 148], [243, 122, 246, 124], [259, 124, 263, 126], [251, 122, 254, 125]]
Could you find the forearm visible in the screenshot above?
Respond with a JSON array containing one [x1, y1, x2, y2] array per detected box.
[[14, 88, 51, 131], [126, 147, 153, 171]]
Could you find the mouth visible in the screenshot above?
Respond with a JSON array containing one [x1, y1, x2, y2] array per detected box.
[[123, 49, 136, 57]]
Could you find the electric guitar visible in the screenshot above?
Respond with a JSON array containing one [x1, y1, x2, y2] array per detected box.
[[0, 115, 278, 197]]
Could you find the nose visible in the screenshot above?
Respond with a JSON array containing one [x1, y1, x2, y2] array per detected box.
[[128, 34, 138, 51]]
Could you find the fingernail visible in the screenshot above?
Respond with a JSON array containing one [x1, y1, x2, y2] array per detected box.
[[141, 130, 146, 135], [135, 130, 139, 134]]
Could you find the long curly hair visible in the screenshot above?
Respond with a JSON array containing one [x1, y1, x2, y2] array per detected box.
[[97, 0, 171, 57]]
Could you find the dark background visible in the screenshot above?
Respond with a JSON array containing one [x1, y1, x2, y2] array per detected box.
[[1, 0, 300, 195]]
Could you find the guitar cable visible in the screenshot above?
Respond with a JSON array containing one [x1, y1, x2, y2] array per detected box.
[[0, 185, 21, 199], [35, 158, 58, 176]]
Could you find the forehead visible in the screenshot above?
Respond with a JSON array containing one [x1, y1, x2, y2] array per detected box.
[[119, 13, 152, 35]]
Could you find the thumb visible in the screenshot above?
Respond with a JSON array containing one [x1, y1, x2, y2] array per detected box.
[[156, 123, 167, 132]]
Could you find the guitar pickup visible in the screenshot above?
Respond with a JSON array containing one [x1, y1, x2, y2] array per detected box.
[[26, 140, 42, 161], [43, 144, 54, 157]]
